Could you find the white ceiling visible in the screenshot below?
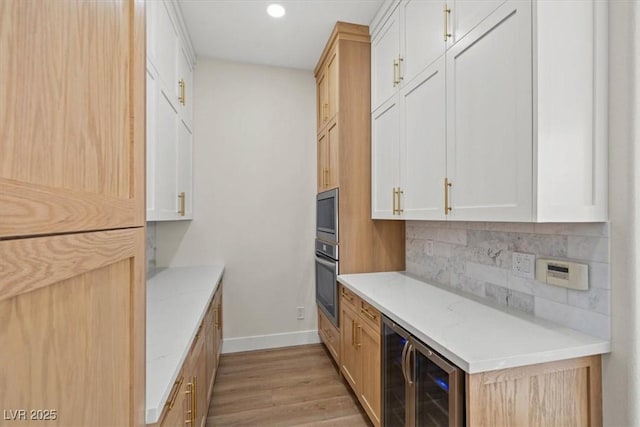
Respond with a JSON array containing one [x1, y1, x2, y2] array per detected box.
[[179, 0, 384, 71]]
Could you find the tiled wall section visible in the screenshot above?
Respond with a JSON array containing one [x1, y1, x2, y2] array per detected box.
[[406, 221, 610, 339], [146, 221, 157, 272]]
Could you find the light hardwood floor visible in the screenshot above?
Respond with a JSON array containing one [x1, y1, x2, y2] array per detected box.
[[206, 344, 372, 427]]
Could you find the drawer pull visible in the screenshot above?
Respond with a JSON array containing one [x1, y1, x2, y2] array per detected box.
[[166, 376, 184, 410], [361, 306, 377, 321], [341, 289, 354, 302]]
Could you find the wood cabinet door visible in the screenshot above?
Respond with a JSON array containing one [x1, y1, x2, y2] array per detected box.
[[402, 0, 446, 84], [326, 47, 339, 123], [160, 375, 188, 427], [214, 285, 223, 367], [0, 0, 145, 238], [326, 120, 339, 190], [318, 130, 328, 192], [446, 0, 532, 221], [194, 333, 207, 427], [317, 71, 328, 129], [371, 96, 400, 219], [205, 300, 216, 401], [400, 56, 447, 220], [339, 305, 360, 390], [0, 228, 145, 426], [372, 6, 400, 111], [358, 320, 382, 427]]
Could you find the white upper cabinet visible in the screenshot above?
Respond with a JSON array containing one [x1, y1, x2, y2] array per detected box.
[[146, 0, 196, 221], [446, 1, 532, 221], [372, 7, 400, 110], [370, 0, 608, 222]]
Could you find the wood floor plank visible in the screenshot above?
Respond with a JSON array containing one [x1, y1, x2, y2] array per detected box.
[[206, 344, 372, 427]]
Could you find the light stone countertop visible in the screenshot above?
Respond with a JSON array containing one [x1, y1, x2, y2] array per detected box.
[[146, 265, 225, 424], [338, 271, 610, 374]]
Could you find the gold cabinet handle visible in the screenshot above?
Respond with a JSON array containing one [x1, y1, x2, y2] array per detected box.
[[356, 325, 362, 348], [351, 319, 356, 346], [323, 103, 329, 121], [185, 381, 194, 424], [443, 5, 452, 41], [360, 306, 377, 321], [341, 288, 354, 302], [167, 376, 184, 410], [398, 187, 404, 213], [393, 58, 399, 86], [397, 57, 404, 83], [444, 178, 452, 215], [178, 78, 186, 105], [178, 191, 186, 216]]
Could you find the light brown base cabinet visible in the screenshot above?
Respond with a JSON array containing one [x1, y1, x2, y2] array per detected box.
[[339, 285, 382, 427], [318, 307, 340, 363], [153, 283, 223, 427]]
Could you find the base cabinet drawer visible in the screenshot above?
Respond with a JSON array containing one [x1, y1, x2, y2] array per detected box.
[[318, 308, 340, 363]]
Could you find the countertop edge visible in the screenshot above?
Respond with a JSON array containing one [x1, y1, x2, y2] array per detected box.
[[337, 272, 610, 374], [145, 265, 225, 425]]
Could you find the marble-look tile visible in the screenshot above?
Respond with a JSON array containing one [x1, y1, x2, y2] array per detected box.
[[434, 242, 455, 258], [568, 288, 610, 315], [507, 288, 535, 314], [534, 297, 610, 340], [448, 221, 488, 230], [568, 236, 609, 262], [533, 222, 609, 237], [485, 283, 509, 307], [511, 233, 568, 257], [589, 262, 610, 289], [436, 228, 468, 245], [451, 273, 486, 298], [507, 272, 568, 304], [453, 245, 512, 269], [465, 261, 508, 287], [467, 230, 512, 251]]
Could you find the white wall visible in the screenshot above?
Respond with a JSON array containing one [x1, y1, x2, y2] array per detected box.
[[605, 2, 640, 425], [156, 59, 318, 352]]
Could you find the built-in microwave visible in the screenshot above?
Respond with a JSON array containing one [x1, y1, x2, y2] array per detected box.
[[317, 188, 338, 243]]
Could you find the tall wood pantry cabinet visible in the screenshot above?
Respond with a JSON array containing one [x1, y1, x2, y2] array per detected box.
[[0, 1, 146, 426]]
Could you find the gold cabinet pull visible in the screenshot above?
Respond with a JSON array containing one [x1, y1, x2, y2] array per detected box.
[[393, 58, 399, 86], [323, 103, 329, 121], [341, 288, 354, 302], [178, 191, 186, 216], [397, 57, 404, 83], [178, 79, 186, 105], [356, 325, 362, 348], [398, 187, 404, 213], [443, 5, 452, 41], [351, 319, 356, 346], [167, 376, 184, 410], [185, 381, 194, 424], [444, 178, 452, 215], [360, 306, 377, 321]]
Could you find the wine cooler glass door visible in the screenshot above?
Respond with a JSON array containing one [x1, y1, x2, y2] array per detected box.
[[383, 319, 411, 427]]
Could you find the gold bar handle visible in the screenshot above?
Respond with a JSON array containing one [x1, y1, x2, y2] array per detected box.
[[178, 191, 186, 216], [443, 5, 452, 41], [393, 59, 399, 86], [341, 288, 354, 302], [398, 188, 404, 214], [185, 382, 194, 424], [398, 57, 404, 83], [167, 376, 184, 410], [351, 320, 356, 346], [360, 307, 377, 321], [178, 79, 186, 105], [444, 178, 452, 215], [356, 325, 362, 348]]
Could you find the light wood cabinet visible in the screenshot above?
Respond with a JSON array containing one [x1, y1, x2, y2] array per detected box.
[[146, 0, 195, 221], [318, 308, 340, 363], [371, 0, 608, 222], [317, 119, 339, 192], [339, 285, 382, 427], [0, 0, 146, 425], [153, 284, 223, 427], [316, 45, 339, 131]]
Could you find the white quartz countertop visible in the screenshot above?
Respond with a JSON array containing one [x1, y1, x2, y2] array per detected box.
[[146, 265, 224, 424], [338, 272, 610, 374]]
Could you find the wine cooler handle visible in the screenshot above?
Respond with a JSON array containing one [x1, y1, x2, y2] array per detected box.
[[401, 340, 411, 384], [407, 344, 414, 386]]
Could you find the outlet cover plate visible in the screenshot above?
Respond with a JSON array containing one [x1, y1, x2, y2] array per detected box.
[[513, 252, 535, 279]]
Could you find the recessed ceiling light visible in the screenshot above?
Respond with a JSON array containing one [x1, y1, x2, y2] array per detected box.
[[267, 4, 285, 18]]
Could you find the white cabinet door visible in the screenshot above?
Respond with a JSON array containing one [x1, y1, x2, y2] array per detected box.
[[146, 66, 158, 218], [155, 0, 179, 106], [177, 47, 193, 131], [446, 0, 532, 221], [402, 0, 445, 85], [177, 119, 193, 219], [401, 56, 447, 220], [372, 97, 400, 219], [372, 7, 400, 111], [452, 0, 506, 44], [152, 90, 180, 220]]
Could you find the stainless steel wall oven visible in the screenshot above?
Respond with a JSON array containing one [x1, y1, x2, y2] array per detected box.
[[315, 239, 339, 326]]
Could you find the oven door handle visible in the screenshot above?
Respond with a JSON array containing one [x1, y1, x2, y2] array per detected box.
[[315, 255, 337, 270]]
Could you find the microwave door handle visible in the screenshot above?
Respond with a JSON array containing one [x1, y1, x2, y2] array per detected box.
[[315, 255, 337, 269]]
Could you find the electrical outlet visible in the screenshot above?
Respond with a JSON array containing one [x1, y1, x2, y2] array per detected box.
[[425, 240, 434, 257], [512, 252, 535, 279], [296, 306, 305, 320]]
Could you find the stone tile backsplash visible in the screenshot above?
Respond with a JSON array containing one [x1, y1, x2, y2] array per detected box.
[[146, 221, 157, 273], [406, 221, 610, 339]]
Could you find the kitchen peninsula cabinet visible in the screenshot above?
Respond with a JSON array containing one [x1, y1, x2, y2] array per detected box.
[[0, 1, 146, 426], [371, 0, 608, 222], [146, 0, 195, 221], [339, 285, 382, 427]]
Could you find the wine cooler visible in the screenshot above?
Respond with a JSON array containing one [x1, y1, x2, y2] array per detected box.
[[383, 316, 464, 427]]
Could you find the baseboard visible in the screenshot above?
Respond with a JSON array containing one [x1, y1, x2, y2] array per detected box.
[[221, 329, 321, 354]]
